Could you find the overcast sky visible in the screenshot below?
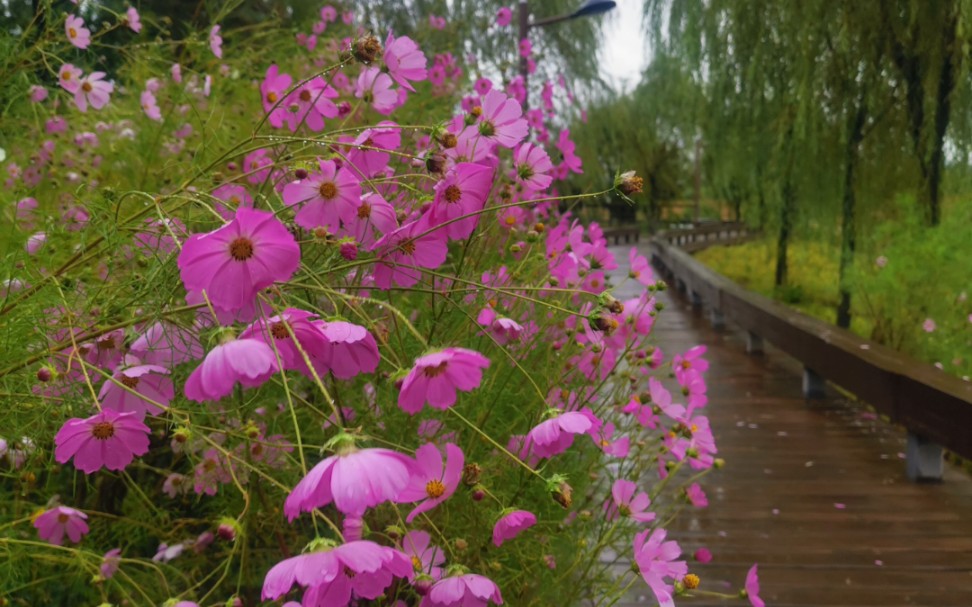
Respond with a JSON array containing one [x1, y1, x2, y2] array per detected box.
[[599, 0, 650, 91]]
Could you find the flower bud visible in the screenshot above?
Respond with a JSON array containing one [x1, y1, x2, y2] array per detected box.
[[294, 168, 308, 180], [351, 35, 382, 64], [454, 538, 468, 551], [615, 170, 644, 195], [339, 240, 358, 261], [36, 367, 52, 382], [462, 463, 481, 486]]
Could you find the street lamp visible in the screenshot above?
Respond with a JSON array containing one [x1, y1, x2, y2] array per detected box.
[[517, 0, 617, 109]]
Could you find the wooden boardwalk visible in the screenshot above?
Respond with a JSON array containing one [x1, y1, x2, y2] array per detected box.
[[608, 244, 972, 607]]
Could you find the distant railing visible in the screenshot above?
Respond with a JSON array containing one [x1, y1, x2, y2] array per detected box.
[[649, 224, 972, 482]]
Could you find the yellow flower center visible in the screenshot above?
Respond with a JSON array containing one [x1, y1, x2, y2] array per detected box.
[[425, 479, 446, 498], [91, 421, 115, 440], [319, 181, 338, 199]]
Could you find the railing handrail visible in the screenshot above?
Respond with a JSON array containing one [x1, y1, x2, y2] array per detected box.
[[649, 223, 972, 481]]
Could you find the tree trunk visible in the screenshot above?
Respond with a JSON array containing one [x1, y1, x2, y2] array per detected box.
[[837, 103, 867, 328], [774, 179, 795, 287]]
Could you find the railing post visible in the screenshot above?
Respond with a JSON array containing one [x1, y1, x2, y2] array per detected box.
[[690, 290, 702, 309], [709, 308, 725, 330], [906, 432, 944, 482], [746, 331, 764, 354], [802, 367, 826, 399]]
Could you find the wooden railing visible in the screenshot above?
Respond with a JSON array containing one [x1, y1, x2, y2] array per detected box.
[[649, 223, 972, 482]]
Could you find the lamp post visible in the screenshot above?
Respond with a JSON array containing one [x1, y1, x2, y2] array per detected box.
[[517, 0, 617, 109]]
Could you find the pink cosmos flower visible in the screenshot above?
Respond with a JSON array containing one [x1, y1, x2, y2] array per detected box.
[[25, 232, 46, 255], [633, 528, 688, 607], [65, 14, 91, 49], [694, 547, 712, 563], [140, 90, 162, 121], [401, 530, 445, 579], [673, 345, 708, 384], [280, 77, 339, 131], [519, 38, 532, 58], [476, 89, 528, 148], [101, 548, 122, 579], [608, 479, 655, 523], [263, 541, 413, 605], [629, 248, 655, 285], [240, 308, 331, 378], [343, 191, 398, 246], [384, 33, 428, 91], [74, 72, 113, 112], [209, 25, 223, 58], [923, 318, 936, 333], [496, 7, 513, 26], [556, 129, 584, 174], [184, 338, 278, 402], [171, 63, 182, 83], [370, 217, 449, 289], [124, 7, 141, 32], [527, 411, 594, 458], [430, 162, 494, 240], [398, 348, 490, 414], [260, 64, 292, 120], [212, 183, 254, 219], [34, 506, 89, 545], [745, 564, 764, 607], [130, 321, 203, 367], [99, 363, 173, 418], [282, 159, 360, 231], [477, 308, 524, 345], [397, 443, 463, 522], [284, 443, 415, 518], [356, 67, 398, 114], [492, 509, 536, 546], [513, 143, 553, 191], [319, 321, 380, 380], [686, 482, 708, 508], [58, 64, 82, 93], [177, 207, 300, 314], [54, 409, 150, 474], [421, 574, 504, 607], [29, 85, 47, 102]]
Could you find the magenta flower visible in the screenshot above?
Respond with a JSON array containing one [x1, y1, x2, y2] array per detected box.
[[282, 159, 360, 231], [923, 318, 936, 333], [686, 482, 708, 508], [633, 528, 687, 607], [99, 363, 173, 418], [397, 443, 463, 522], [609, 479, 655, 523], [492, 509, 536, 546], [320, 321, 381, 380], [209, 25, 223, 58], [513, 143, 553, 191], [212, 183, 253, 219], [476, 89, 528, 148], [398, 348, 490, 414], [384, 33, 428, 91], [140, 90, 162, 121], [263, 540, 413, 604], [370, 217, 449, 289], [260, 64, 292, 117], [628, 248, 655, 285], [745, 564, 764, 607], [74, 72, 113, 112], [59, 64, 82, 93], [356, 67, 398, 115], [177, 207, 300, 314], [401, 530, 445, 579], [527, 411, 594, 459], [184, 338, 278, 402], [280, 77, 339, 132], [420, 573, 504, 607], [100, 548, 122, 579], [124, 7, 141, 32], [284, 442, 415, 518], [54, 409, 150, 474], [65, 14, 91, 49], [240, 308, 331, 378], [34, 506, 89, 545], [496, 6, 513, 26], [430, 162, 495, 240], [29, 85, 47, 102]]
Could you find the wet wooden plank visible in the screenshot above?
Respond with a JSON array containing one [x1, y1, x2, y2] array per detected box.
[[604, 244, 972, 607]]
